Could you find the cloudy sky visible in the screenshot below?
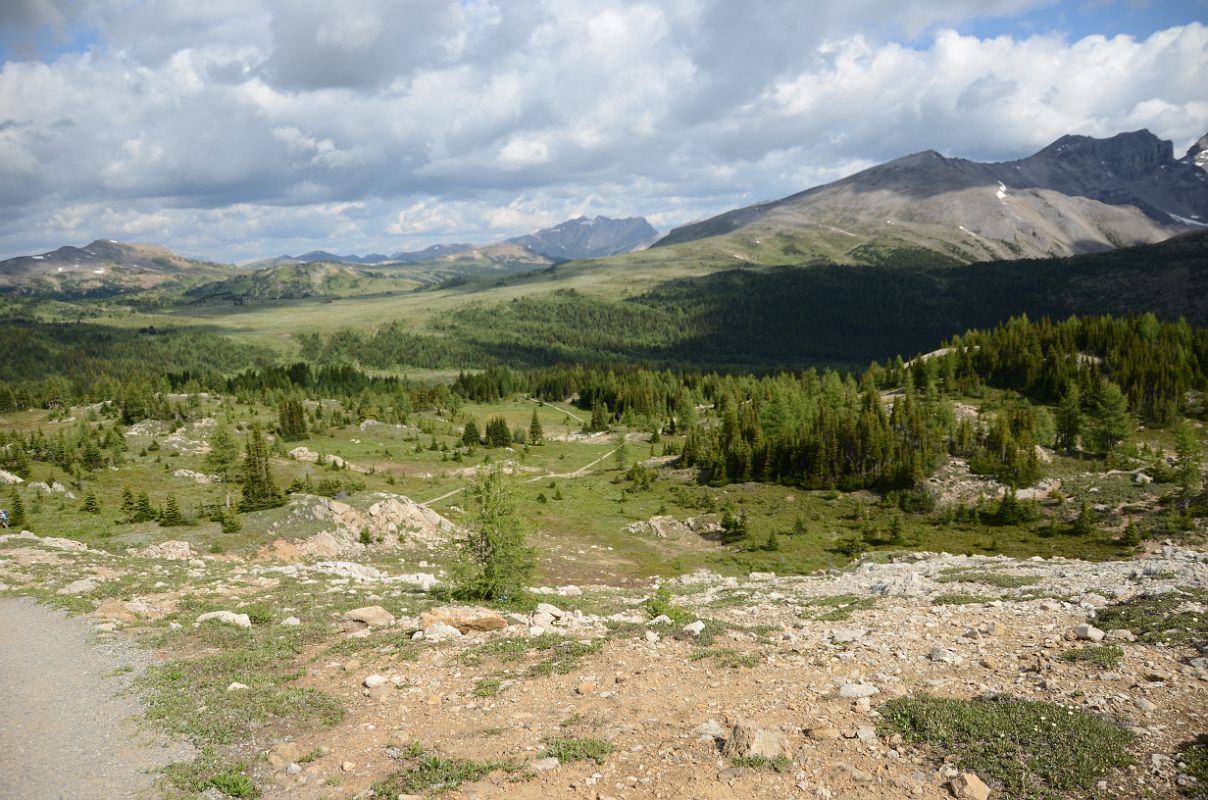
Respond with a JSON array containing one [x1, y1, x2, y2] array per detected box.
[[1, 0, 1206, 263]]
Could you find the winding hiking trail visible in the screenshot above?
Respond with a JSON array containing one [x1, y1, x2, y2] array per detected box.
[[0, 597, 191, 800]]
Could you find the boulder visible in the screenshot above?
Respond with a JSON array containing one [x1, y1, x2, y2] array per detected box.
[[722, 720, 788, 760], [342, 606, 395, 628], [949, 772, 991, 800], [197, 610, 252, 628], [419, 606, 507, 634], [1072, 624, 1105, 642]]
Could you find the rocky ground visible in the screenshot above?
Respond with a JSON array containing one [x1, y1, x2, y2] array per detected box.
[[1, 528, 1206, 800]]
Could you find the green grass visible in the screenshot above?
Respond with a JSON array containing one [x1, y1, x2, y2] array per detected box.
[[473, 677, 504, 698], [1092, 588, 1208, 649], [1060, 645, 1124, 670], [880, 694, 1135, 799], [936, 569, 1043, 589], [459, 633, 604, 678], [800, 594, 877, 621], [371, 755, 514, 797], [730, 754, 792, 772], [542, 736, 614, 765], [932, 593, 998, 606], [1178, 735, 1208, 799], [688, 646, 760, 669]]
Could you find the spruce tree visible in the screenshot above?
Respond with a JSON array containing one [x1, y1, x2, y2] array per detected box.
[[120, 487, 136, 517], [1087, 381, 1132, 458], [160, 494, 184, 526], [461, 420, 481, 447], [484, 416, 511, 448], [132, 492, 156, 523], [9, 489, 26, 529], [238, 422, 284, 512], [204, 421, 241, 482], [81, 491, 101, 514], [528, 409, 543, 445], [453, 465, 535, 601], [1173, 420, 1204, 499]]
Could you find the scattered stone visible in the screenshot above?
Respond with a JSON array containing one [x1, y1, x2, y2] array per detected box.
[[267, 742, 302, 769], [532, 757, 560, 771], [227, 682, 249, 691], [342, 606, 395, 628], [683, 620, 706, 636], [363, 674, 388, 689], [830, 628, 865, 644], [421, 622, 462, 641], [695, 719, 727, 742], [58, 577, 103, 595], [722, 720, 788, 760], [949, 772, 991, 800], [1105, 629, 1136, 642], [137, 540, 195, 561], [341, 761, 355, 772], [197, 610, 252, 628], [1134, 697, 1156, 713], [838, 683, 880, 699], [419, 606, 508, 634], [808, 725, 842, 740], [95, 598, 138, 623], [280, 616, 301, 626], [1072, 624, 1105, 642], [929, 646, 963, 665], [576, 682, 597, 695]]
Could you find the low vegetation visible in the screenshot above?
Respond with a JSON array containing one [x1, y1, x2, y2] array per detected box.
[[880, 694, 1136, 799]]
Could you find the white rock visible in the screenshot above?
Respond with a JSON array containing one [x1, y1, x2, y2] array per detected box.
[[838, 683, 880, 699], [227, 682, 249, 691], [422, 622, 462, 641], [1072, 624, 1106, 642], [683, 620, 706, 635], [531, 757, 561, 771], [363, 674, 388, 688], [197, 611, 252, 628], [280, 616, 301, 626]]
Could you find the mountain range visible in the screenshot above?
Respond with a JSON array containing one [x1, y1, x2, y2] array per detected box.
[[2, 128, 1205, 302], [656, 129, 1206, 262], [260, 215, 657, 268]]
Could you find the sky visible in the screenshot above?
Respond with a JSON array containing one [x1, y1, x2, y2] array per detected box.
[[1, 0, 1206, 263]]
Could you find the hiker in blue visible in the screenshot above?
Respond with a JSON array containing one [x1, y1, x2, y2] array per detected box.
[[0, 508, 8, 528]]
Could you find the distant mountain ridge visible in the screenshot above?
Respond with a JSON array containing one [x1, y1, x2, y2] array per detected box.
[[256, 216, 657, 268], [0, 239, 235, 296], [656, 129, 1208, 261], [507, 215, 658, 260]]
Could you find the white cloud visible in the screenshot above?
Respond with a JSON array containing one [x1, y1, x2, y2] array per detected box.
[[0, 1, 1205, 261]]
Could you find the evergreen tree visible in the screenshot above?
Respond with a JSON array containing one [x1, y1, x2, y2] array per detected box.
[[719, 509, 747, 545], [1086, 380, 1133, 458], [238, 422, 284, 512], [461, 419, 481, 447], [220, 506, 242, 533], [614, 434, 630, 472], [588, 400, 609, 432], [484, 416, 512, 448], [81, 491, 101, 514], [528, 409, 544, 444], [453, 465, 535, 601], [8, 489, 26, 529], [160, 494, 185, 526], [132, 492, 156, 523], [204, 421, 241, 481], [1173, 420, 1204, 499], [1072, 500, 1097, 536], [1055, 385, 1082, 452], [277, 397, 308, 441], [120, 487, 136, 517]]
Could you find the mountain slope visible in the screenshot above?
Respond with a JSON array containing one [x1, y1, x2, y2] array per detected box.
[[656, 129, 1207, 262], [507, 216, 657, 260], [0, 239, 236, 297]]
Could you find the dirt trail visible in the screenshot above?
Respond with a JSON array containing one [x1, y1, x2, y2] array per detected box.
[[0, 597, 191, 800]]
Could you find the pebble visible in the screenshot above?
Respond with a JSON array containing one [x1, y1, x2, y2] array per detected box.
[[1072, 624, 1105, 642]]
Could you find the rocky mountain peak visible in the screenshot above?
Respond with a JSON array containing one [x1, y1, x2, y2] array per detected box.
[[1035, 129, 1174, 180], [1184, 132, 1208, 172]]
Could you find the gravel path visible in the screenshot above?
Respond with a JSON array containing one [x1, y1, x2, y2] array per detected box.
[[0, 597, 193, 800]]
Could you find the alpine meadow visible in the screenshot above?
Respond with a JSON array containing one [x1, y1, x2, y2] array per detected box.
[[1, 4, 1208, 800]]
